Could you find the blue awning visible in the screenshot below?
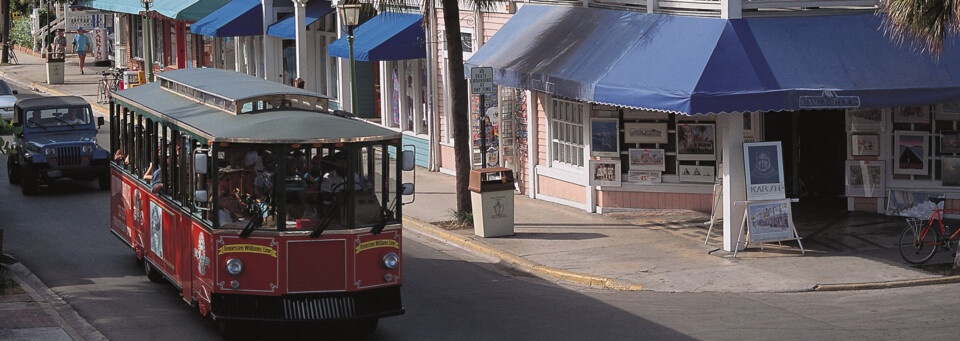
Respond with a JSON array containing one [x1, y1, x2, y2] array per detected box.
[[266, 0, 334, 39], [76, 0, 142, 15], [78, 0, 229, 21], [327, 12, 425, 62], [191, 0, 262, 37], [466, 5, 960, 115]]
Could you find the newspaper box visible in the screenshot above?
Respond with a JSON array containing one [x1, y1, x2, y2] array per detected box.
[[469, 168, 515, 237]]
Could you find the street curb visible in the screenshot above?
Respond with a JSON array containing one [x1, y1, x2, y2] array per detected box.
[[813, 275, 960, 291], [402, 217, 644, 291], [4, 256, 108, 341]]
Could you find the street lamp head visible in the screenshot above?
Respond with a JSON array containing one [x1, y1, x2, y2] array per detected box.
[[338, 4, 362, 27], [141, 0, 153, 6]]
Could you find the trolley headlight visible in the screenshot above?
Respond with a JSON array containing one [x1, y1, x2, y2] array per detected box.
[[82, 145, 93, 153], [225, 258, 243, 276], [382, 252, 399, 270], [44, 147, 56, 156]]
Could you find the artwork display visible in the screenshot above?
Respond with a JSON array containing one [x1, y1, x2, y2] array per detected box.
[[846, 108, 884, 132], [894, 131, 929, 175], [591, 118, 620, 157], [886, 190, 944, 218], [937, 103, 960, 120], [623, 109, 668, 120], [743, 142, 786, 201], [943, 157, 960, 186], [624, 123, 669, 144], [746, 200, 796, 243], [845, 161, 885, 197], [942, 131, 960, 154], [628, 148, 665, 171], [893, 106, 930, 124], [743, 112, 759, 139], [678, 165, 715, 183], [850, 134, 880, 156], [627, 170, 661, 184], [589, 159, 621, 187], [676, 123, 716, 160]]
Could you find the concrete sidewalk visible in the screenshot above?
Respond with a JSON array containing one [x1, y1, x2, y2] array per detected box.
[[2, 51, 959, 298]]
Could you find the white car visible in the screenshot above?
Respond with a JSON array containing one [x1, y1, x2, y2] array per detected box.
[[0, 79, 18, 121]]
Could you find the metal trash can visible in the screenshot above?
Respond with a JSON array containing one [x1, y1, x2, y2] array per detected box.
[[469, 167, 515, 237], [45, 54, 64, 84]]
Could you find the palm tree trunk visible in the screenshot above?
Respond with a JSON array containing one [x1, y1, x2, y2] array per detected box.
[[1, 0, 10, 64], [440, 0, 473, 213]]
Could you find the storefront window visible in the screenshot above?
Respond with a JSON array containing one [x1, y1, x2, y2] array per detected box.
[[549, 98, 585, 168]]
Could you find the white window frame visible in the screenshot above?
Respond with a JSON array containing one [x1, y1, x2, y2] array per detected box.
[[547, 97, 587, 170], [440, 26, 475, 145]]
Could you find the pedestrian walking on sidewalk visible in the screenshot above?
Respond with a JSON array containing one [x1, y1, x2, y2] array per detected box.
[[72, 27, 91, 74], [52, 29, 66, 59]]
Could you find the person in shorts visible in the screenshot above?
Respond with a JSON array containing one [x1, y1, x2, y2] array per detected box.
[[72, 27, 91, 74]]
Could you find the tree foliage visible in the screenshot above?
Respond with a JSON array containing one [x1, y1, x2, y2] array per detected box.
[[881, 0, 959, 56]]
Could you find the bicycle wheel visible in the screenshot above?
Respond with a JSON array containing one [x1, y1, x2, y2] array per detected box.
[[898, 218, 940, 264]]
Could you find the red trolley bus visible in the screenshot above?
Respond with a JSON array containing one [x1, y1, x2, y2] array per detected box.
[[107, 68, 414, 333]]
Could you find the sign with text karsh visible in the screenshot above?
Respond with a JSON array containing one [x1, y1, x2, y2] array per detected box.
[[743, 141, 785, 201]]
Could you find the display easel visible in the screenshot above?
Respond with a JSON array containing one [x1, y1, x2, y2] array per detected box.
[[732, 198, 804, 258], [704, 182, 723, 245]]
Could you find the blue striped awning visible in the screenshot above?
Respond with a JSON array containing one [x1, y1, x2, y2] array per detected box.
[[190, 0, 262, 37], [266, 0, 334, 39]]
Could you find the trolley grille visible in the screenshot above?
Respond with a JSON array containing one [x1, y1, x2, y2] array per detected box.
[[57, 146, 81, 166], [211, 286, 403, 321]]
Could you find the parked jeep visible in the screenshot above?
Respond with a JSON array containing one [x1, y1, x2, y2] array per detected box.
[[7, 96, 109, 195]]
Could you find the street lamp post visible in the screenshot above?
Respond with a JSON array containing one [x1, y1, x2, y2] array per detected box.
[[338, 4, 361, 115], [141, 0, 154, 83]]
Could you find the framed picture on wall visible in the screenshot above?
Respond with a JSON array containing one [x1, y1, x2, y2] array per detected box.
[[676, 123, 716, 160], [743, 112, 759, 139], [590, 118, 620, 157], [937, 103, 960, 120], [628, 148, 665, 171], [624, 123, 668, 144], [893, 106, 930, 124], [627, 170, 661, 184], [678, 165, 716, 183], [894, 131, 929, 175], [845, 160, 885, 197], [623, 109, 668, 120], [743, 141, 786, 201], [850, 134, 880, 156], [589, 159, 621, 187], [942, 131, 960, 154], [944, 157, 960, 186], [846, 108, 884, 132]]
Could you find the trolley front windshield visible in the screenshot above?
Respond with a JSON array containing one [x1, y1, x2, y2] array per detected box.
[[213, 141, 400, 232]]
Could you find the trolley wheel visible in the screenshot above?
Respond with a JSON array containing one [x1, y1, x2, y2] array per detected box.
[[21, 165, 37, 195], [7, 159, 20, 185], [144, 260, 164, 283], [898, 220, 940, 264], [98, 172, 110, 190]]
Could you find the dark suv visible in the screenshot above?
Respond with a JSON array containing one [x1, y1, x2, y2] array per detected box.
[[7, 96, 109, 195]]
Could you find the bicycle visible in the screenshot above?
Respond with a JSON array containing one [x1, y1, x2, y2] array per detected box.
[[898, 197, 960, 264], [3, 42, 18, 65], [97, 67, 127, 104]]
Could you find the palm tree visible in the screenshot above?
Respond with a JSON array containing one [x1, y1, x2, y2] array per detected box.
[[1, 0, 10, 64], [880, 0, 958, 56], [370, 0, 496, 214]]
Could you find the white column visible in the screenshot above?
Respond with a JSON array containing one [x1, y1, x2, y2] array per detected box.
[[262, 0, 280, 81], [379, 61, 392, 124], [293, 0, 307, 80], [234, 37, 242, 72], [720, 113, 746, 251], [720, 0, 742, 19], [527, 91, 538, 199], [336, 14, 352, 112]]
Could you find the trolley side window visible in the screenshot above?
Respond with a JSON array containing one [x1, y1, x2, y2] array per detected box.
[[215, 144, 278, 229]]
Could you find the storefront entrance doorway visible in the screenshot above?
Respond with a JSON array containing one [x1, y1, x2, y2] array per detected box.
[[763, 110, 846, 202]]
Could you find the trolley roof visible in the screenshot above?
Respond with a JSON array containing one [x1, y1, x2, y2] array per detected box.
[[112, 70, 401, 144]]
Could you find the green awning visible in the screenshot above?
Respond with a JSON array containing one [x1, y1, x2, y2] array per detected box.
[[78, 0, 229, 21]]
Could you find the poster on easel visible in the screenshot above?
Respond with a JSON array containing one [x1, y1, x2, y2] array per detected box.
[[746, 199, 796, 243], [743, 142, 785, 201]]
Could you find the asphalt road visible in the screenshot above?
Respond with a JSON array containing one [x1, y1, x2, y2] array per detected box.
[[2, 83, 960, 340]]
